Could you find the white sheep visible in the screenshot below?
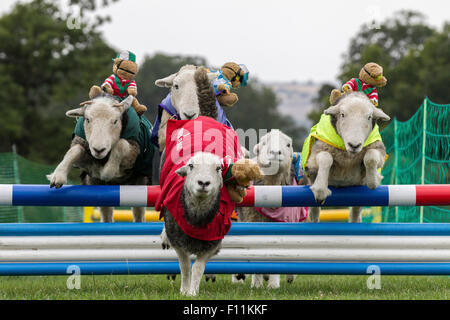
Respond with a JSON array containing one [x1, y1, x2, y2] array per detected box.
[[237, 129, 306, 288], [154, 65, 217, 152], [303, 92, 390, 223], [160, 152, 231, 296], [47, 94, 152, 222]]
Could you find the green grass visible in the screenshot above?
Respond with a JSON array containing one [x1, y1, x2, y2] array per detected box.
[[0, 274, 448, 300]]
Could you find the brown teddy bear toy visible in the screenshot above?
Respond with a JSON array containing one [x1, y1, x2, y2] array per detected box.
[[208, 62, 249, 107], [89, 50, 147, 115], [330, 62, 387, 106], [227, 158, 264, 203]]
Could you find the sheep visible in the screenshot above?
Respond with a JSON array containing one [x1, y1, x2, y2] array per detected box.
[[158, 66, 239, 284], [153, 65, 233, 153], [153, 65, 216, 152], [46, 94, 153, 222], [160, 152, 225, 296], [236, 129, 307, 289], [303, 92, 390, 223]]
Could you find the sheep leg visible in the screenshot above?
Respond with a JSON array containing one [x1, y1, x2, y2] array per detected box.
[[160, 226, 170, 249], [286, 274, 296, 284], [267, 274, 280, 289], [188, 252, 214, 296], [309, 207, 321, 223], [100, 139, 132, 181], [100, 206, 114, 222], [132, 207, 146, 222], [175, 248, 191, 295], [310, 151, 333, 204], [251, 274, 264, 288], [349, 207, 363, 223], [47, 144, 85, 188], [363, 149, 384, 189]]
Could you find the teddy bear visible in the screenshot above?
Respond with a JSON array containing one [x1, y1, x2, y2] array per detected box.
[[207, 62, 249, 107], [227, 158, 264, 203], [329, 62, 387, 106], [89, 50, 147, 115]]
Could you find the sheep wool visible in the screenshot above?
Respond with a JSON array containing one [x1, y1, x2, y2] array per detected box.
[[156, 116, 243, 241]]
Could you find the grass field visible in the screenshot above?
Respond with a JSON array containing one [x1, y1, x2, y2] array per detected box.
[[0, 274, 448, 300]]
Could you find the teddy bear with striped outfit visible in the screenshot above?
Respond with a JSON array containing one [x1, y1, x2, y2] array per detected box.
[[329, 62, 387, 106], [89, 50, 148, 116]]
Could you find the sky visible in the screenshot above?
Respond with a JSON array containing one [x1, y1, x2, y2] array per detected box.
[[1, 0, 449, 84]]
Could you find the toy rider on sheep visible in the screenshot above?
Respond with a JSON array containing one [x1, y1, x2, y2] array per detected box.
[[206, 62, 249, 107], [329, 62, 387, 107], [89, 50, 148, 116]]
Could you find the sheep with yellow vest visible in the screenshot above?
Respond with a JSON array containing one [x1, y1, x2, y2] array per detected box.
[[301, 91, 390, 223]]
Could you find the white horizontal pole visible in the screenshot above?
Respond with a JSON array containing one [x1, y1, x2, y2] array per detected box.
[[2, 235, 450, 250], [1, 248, 449, 262]]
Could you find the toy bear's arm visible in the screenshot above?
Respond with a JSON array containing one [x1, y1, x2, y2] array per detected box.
[[342, 78, 357, 92], [212, 75, 232, 95], [368, 87, 379, 106], [127, 80, 137, 96], [100, 74, 115, 94]]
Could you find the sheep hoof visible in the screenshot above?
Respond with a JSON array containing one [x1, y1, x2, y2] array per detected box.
[[310, 185, 331, 204], [205, 274, 216, 282], [167, 274, 176, 281], [162, 242, 171, 250], [235, 273, 246, 281], [47, 173, 66, 189], [364, 173, 383, 190]]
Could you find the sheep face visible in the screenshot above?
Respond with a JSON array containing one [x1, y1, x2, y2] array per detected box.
[[155, 65, 216, 121], [324, 92, 390, 154], [66, 96, 133, 160], [176, 152, 223, 199], [253, 129, 293, 175]]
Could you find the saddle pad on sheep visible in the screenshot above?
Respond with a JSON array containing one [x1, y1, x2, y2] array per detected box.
[[73, 107, 154, 176], [156, 116, 244, 241]]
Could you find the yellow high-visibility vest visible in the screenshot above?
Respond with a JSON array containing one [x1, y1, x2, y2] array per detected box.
[[301, 114, 384, 174]]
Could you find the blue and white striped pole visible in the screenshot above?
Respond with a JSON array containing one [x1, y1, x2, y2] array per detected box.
[[0, 184, 449, 207]]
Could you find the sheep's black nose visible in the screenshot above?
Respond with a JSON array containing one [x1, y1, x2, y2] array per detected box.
[[269, 150, 282, 155], [183, 112, 196, 120], [198, 180, 211, 188], [93, 147, 106, 154], [348, 142, 361, 149]]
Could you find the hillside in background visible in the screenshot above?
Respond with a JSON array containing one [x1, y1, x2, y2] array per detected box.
[[267, 81, 321, 128]]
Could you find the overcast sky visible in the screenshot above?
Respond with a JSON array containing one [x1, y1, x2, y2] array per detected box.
[[2, 0, 449, 84]]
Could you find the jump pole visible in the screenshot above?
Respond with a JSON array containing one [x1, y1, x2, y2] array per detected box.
[[0, 223, 449, 276], [0, 184, 449, 207]]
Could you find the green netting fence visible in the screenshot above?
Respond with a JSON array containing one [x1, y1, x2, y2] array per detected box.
[[0, 151, 83, 223], [380, 97, 450, 223]]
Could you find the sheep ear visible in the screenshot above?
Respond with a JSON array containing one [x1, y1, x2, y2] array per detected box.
[[113, 95, 134, 113], [66, 106, 86, 118], [175, 165, 188, 177], [155, 73, 177, 88], [324, 105, 340, 116], [373, 107, 390, 122]]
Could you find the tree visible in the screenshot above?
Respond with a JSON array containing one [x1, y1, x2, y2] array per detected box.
[[309, 10, 449, 123], [0, 0, 116, 162]]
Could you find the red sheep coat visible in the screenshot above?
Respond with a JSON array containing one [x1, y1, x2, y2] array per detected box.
[[155, 116, 244, 241]]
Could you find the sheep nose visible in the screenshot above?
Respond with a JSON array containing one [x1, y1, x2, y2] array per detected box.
[[198, 180, 211, 188], [93, 147, 106, 154], [270, 150, 282, 155], [348, 142, 361, 150], [183, 112, 196, 120]]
